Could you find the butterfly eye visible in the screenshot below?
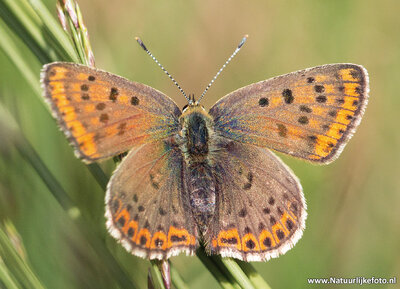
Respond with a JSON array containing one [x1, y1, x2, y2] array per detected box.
[[182, 104, 189, 111]]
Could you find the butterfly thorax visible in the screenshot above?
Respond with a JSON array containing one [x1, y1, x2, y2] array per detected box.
[[179, 105, 215, 164], [178, 105, 216, 230]]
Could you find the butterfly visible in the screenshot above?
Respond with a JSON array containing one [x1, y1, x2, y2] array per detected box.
[[40, 37, 369, 261]]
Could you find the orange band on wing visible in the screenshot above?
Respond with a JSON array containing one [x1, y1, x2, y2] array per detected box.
[[259, 230, 276, 250], [242, 233, 260, 252], [271, 222, 289, 244], [338, 68, 359, 82], [136, 228, 151, 248], [167, 226, 195, 248], [150, 232, 168, 250], [216, 228, 241, 250]]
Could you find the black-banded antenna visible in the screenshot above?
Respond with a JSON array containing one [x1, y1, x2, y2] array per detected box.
[[197, 34, 248, 104], [135, 37, 191, 103]]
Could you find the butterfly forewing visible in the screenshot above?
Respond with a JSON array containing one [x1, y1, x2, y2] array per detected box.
[[205, 140, 306, 261], [106, 140, 198, 259], [209, 64, 369, 163], [41, 62, 181, 162]]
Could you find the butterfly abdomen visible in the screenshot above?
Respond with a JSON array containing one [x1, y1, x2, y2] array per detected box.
[[188, 164, 216, 229]]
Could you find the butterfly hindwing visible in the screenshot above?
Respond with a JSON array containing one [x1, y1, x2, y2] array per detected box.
[[205, 139, 306, 261], [209, 64, 369, 164], [41, 62, 181, 162], [106, 140, 198, 259]]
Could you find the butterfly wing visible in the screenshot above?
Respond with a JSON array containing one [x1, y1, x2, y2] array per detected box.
[[41, 62, 181, 162], [209, 64, 369, 164], [105, 140, 198, 259], [205, 139, 306, 261]]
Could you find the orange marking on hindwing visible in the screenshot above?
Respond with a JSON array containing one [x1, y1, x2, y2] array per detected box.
[[271, 222, 289, 244], [136, 228, 151, 248], [259, 230, 276, 250], [111, 198, 123, 215], [286, 201, 298, 220], [121, 213, 132, 232], [115, 208, 130, 226], [167, 226, 194, 248], [125, 220, 138, 242], [217, 229, 241, 250], [242, 233, 260, 252], [280, 211, 297, 233], [150, 232, 168, 250]]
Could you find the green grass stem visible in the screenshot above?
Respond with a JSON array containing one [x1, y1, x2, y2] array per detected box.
[[0, 226, 46, 289]]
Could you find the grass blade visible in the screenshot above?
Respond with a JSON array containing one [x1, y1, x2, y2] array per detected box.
[[170, 264, 189, 289], [29, 0, 79, 62], [0, 20, 41, 96], [0, 259, 21, 289], [220, 258, 256, 289], [0, 224, 46, 289], [150, 262, 167, 289], [197, 248, 239, 289], [238, 262, 271, 289], [0, 0, 54, 63]]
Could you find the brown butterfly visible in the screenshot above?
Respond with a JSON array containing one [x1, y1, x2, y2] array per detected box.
[[40, 36, 369, 261]]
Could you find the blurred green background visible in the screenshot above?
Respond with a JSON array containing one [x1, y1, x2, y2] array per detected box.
[[0, 0, 399, 288]]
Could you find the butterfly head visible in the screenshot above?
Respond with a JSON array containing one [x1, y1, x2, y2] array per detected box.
[[182, 94, 202, 112], [181, 99, 207, 116]]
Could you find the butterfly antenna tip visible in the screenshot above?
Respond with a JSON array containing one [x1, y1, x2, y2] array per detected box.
[[197, 34, 249, 103], [135, 37, 148, 51]]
